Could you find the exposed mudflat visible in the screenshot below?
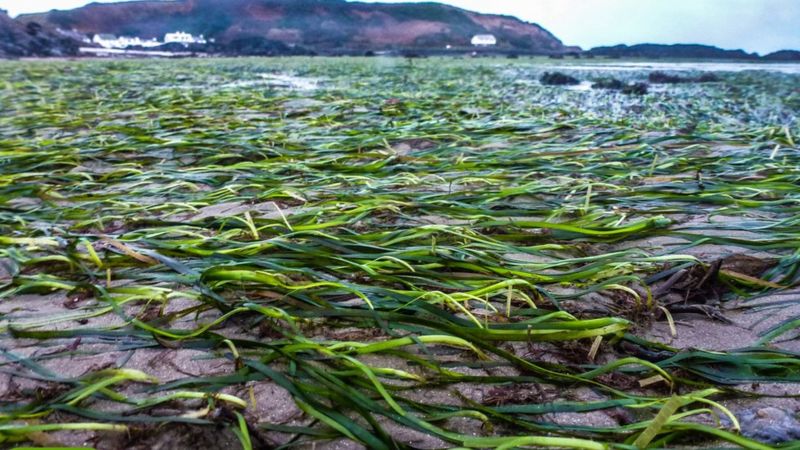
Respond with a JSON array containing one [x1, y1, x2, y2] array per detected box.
[[0, 58, 799, 449]]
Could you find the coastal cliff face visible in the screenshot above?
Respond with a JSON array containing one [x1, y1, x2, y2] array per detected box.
[[18, 0, 577, 54], [0, 11, 82, 57]]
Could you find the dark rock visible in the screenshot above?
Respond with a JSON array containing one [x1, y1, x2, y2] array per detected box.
[[621, 82, 649, 95], [592, 78, 648, 95], [648, 71, 687, 84], [540, 72, 580, 86], [592, 78, 625, 90], [696, 72, 721, 82], [649, 71, 721, 84]]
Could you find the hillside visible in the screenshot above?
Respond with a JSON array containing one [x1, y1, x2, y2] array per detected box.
[[19, 0, 577, 54], [763, 50, 800, 61], [587, 43, 759, 60], [0, 10, 82, 57]]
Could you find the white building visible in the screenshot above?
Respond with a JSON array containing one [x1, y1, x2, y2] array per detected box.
[[164, 31, 207, 46], [92, 31, 206, 49], [92, 34, 160, 49], [471, 34, 497, 47], [92, 34, 118, 48]]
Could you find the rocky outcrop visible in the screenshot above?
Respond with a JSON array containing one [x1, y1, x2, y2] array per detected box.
[[0, 10, 83, 57]]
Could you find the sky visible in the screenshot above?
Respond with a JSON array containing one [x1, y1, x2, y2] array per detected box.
[[1, 0, 798, 54]]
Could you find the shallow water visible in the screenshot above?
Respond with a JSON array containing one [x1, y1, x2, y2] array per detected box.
[[259, 73, 321, 90], [221, 73, 322, 90], [564, 80, 594, 91], [726, 408, 800, 444]]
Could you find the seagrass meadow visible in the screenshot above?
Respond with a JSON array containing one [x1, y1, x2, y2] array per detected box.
[[0, 57, 799, 449]]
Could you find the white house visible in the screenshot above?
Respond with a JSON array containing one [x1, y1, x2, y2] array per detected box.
[[92, 34, 161, 49], [164, 31, 207, 46], [92, 34, 119, 48], [471, 34, 497, 47]]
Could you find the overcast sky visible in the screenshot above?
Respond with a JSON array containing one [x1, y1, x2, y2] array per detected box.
[[1, 0, 798, 54]]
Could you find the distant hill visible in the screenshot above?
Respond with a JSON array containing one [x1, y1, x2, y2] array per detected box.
[[763, 50, 800, 61], [19, 0, 578, 55], [0, 10, 83, 57], [587, 44, 759, 60]]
